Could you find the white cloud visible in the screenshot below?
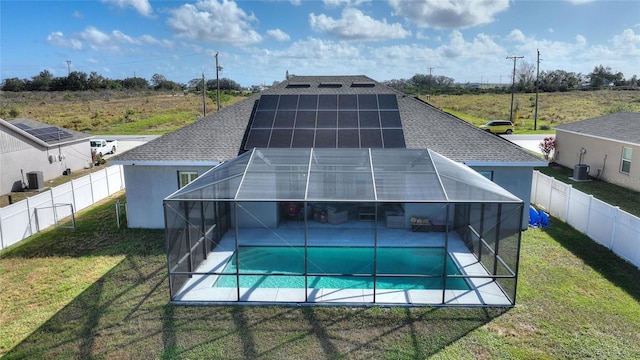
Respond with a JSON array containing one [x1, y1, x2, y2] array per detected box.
[[389, 0, 509, 29], [100, 0, 153, 17], [46, 26, 173, 54], [322, 0, 370, 8], [507, 29, 526, 42], [309, 8, 410, 41], [283, 37, 362, 59], [46, 31, 83, 50], [72, 11, 84, 19], [613, 28, 640, 49], [565, 0, 595, 5], [79, 26, 111, 46], [167, 0, 262, 46], [266, 29, 291, 42], [575, 34, 587, 46]]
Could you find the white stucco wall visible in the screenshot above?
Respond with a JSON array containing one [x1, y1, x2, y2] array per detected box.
[[555, 131, 640, 192], [0, 126, 92, 193], [123, 163, 535, 230], [123, 164, 216, 228], [470, 165, 534, 229]]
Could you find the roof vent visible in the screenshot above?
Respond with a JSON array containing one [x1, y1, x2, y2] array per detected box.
[[319, 82, 342, 88], [286, 82, 311, 88], [351, 81, 376, 88]]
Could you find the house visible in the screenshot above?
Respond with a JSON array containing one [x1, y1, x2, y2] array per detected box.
[[113, 75, 547, 306], [0, 118, 92, 194], [554, 112, 640, 191], [111, 75, 545, 229]]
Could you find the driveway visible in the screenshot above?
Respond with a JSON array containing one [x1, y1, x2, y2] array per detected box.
[[99, 135, 159, 160], [501, 134, 550, 155]]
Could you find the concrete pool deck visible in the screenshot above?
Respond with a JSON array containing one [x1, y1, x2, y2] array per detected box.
[[172, 223, 513, 306]]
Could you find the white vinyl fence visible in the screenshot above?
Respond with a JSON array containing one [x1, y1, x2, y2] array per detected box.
[[531, 170, 640, 270], [0, 165, 125, 251]]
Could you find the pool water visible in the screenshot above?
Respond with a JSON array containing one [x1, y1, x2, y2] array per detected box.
[[213, 246, 469, 290]]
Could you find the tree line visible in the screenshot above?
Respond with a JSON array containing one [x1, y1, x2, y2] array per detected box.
[[0, 70, 243, 92], [384, 64, 639, 95], [2, 64, 637, 94]]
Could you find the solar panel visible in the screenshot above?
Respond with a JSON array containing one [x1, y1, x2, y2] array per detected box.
[[378, 94, 398, 110], [298, 95, 318, 110], [338, 95, 357, 110], [358, 94, 378, 110], [318, 95, 337, 110], [316, 111, 337, 128], [382, 129, 406, 148], [278, 95, 298, 110], [14, 123, 31, 130], [359, 111, 380, 128], [25, 126, 73, 142], [256, 95, 279, 110], [242, 93, 405, 151]]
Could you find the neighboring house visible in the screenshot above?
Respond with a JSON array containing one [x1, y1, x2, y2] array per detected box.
[[0, 118, 92, 194], [111, 75, 545, 229], [554, 112, 640, 191]]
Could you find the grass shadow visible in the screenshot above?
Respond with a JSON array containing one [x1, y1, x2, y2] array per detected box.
[[2, 195, 511, 358], [542, 217, 640, 303]]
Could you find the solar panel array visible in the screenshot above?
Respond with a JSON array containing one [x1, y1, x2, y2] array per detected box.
[[243, 94, 406, 151], [14, 123, 74, 142]]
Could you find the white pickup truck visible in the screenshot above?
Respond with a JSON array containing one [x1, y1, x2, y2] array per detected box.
[[90, 139, 118, 157]]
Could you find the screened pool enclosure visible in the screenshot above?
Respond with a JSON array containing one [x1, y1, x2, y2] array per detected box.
[[164, 148, 524, 306]]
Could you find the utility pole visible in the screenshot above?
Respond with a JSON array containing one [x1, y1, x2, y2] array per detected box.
[[66, 60, 71, 75], [534, 50, 541, 130], [506, 55, 524, 123], [215, 52, 221, 111], [426, 67, 434, 99], [202, 72, 206, 117]]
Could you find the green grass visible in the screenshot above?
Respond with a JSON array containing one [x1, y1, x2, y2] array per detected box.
[[425, 90, 640, 134], [536, 164, 640, 217], [1, 195, 639, 359]]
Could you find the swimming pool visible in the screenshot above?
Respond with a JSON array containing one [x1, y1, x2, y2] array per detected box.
[[213, 246, 469, 290]]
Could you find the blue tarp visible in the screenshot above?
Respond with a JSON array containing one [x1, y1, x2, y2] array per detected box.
[[529, 205, 549, 228]]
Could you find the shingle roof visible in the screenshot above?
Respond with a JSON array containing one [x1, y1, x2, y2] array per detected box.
[[555, 112, 640, 145], [111, 75, 542, 165]]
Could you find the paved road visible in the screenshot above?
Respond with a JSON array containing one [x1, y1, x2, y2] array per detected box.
[[96, 135, 160, 159], [501, 134, 549, 155]]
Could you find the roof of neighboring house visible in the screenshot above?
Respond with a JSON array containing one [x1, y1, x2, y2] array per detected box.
[[1, 118, 91, 147], [555, 112, 640, 145], [111, 75, 543, 166]]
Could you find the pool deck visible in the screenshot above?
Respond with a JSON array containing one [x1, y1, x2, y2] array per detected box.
[[173, 222, 513, 306]]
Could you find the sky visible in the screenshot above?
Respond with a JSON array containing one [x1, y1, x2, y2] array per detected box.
[[1, 0, 639, 88]]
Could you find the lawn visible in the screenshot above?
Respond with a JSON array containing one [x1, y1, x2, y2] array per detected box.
[[1, 194, 639, 359], [425, 90, 640, 134]]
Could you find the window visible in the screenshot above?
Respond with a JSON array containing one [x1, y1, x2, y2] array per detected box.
[[621, 147, 632, 174], [477, 171, 494, 181], [178, 171, 198, 188]]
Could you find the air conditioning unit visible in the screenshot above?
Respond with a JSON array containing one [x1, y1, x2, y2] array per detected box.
[[573, 164, 590, 181], [26, 171, 44, 190]]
